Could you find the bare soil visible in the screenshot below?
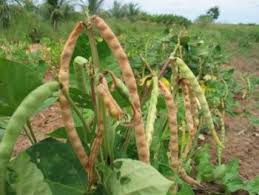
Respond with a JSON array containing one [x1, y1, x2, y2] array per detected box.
[[219, 55, 259, 180]]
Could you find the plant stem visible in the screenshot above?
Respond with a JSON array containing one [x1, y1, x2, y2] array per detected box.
[[85, 20, 100, 112], [26, 121, 37, 144], [140, 54, 153, 74], [61, 89, 91, 146], [85, 17, 106, 188], [23, 126, 35, 145], [122, 127, 133, 153], [158, 40, 180, 79]]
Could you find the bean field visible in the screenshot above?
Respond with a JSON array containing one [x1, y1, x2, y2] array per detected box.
[[0, 1, 259, 194]]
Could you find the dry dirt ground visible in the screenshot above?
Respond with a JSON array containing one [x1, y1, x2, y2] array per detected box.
[[14, 53, 259, 180], [218, 54, 259, 180]]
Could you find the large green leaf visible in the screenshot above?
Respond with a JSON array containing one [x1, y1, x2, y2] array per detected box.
[[106, 159, 173, 195], [0, 58, 42, 116], [26, 138, 87, 195], [7, 153, 52, 195]]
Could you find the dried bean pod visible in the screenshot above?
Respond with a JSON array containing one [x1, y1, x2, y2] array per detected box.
[[88, 110, 105, 186], [189, 88, 199, 129], [159, 81, 201, 187], [159, 81, 179, 170], [59, 22, 89, 173], [146, 76, 159, 147], [96, 82, 124, 120], [181, 80, 196, 158], [92, 16, 149, 163], [173, 57, 223, 148]]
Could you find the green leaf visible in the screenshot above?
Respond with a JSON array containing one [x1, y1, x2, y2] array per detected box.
[[221, 160, 244, 192], [249, 114, 259, 126], [106, 159, 173, 195], [244, 177, 259, 195], [177, 183, 194, 195], [7, 153, 52, 195], [194, 145, 214, 182], [0, 58, 42, 116], [26, 138, 87, 195], [213, 164, 227, 180]]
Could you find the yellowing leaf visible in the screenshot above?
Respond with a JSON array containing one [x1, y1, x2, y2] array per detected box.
[[160, 77, 170, 89]]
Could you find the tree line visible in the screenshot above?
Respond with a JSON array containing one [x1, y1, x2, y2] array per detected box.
[[0, 0, 220, 30]]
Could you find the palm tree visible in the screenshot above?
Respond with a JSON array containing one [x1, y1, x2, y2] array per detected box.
[[127, 2, 140, 17], [0, 0, 11, 28], [43, 0, 74, 30], [109, 0, 127, 18], [87, 0, 104, 14]]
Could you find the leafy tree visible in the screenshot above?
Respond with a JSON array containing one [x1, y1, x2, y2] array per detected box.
[[127, 2, 140, 17], [87, 0, 104, 14], [195, 14, 213, 25], [109, 1, 127, 18], [207, 6, 220, 20], [0, 0, 11, 28], [42, 0, 74, 30], [196, 6, 220, 25], [21, 0, 36, 11]]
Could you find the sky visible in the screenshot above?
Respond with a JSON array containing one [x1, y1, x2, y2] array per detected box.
[[102, 0, 259, 24]]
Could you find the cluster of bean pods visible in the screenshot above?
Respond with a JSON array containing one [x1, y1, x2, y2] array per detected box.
[[0, 15, 224, 194]]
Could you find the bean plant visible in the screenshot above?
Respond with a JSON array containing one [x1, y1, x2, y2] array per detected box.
[[0, 15, 258, 195]]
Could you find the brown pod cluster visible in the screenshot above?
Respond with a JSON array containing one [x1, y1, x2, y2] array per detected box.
[[159, 81, 179, 170], [159, 81, 201, 187], [181, 80, 196, 158], [59, 22, 89, 173], [189, 88, 199, 129], [91, 16, 149, 163], [88, 113, 105, 185], [96, 77, 124, 120]]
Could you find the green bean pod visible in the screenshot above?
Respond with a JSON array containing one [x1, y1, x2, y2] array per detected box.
[[172, 57, 223, 148], [216, 109, 225, 164], [0, 81, 59, 195], [114, 76, 130, 99], [73, 56, 88, 95], [105, 70, 130, 100], [146, 76, 159, 147]]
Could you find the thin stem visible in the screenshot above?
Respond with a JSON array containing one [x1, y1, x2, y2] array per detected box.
[[140, 54, 153, 74], [23, 126, 35, 145], [26, 121, 37, 144], [84, 19, 101, 115], [85, 17, 105, 188], [158, 40, 180, 79], [122, 127, 133, 153], [158, 58, 172, 79], [61, 88, 91, 147]]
